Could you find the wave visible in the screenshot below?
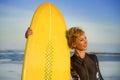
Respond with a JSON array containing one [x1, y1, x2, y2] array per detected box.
[[0, 53, 23, 63], [0, 59, 12, 62], [0, 52, 120, 63]]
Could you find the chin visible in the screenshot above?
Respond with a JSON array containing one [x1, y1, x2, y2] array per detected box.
[[83, 48, 87, 51]]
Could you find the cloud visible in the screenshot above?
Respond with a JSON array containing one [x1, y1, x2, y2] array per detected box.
[[0, 4, 34, 50]]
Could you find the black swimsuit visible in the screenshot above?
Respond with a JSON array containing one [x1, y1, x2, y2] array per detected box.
[[71, 53, 104, 80]]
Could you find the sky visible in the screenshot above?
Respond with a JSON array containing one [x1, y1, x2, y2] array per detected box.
[[0, 0, 120, 52]]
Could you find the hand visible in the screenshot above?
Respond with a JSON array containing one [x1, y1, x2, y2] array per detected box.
[[25, 27, 33, 38]]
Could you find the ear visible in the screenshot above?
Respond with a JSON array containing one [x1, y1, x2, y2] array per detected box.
[[71, 42, 76, 49]]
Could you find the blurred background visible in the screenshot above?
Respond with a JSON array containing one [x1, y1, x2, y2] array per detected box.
[[0, 0, 120, 80]]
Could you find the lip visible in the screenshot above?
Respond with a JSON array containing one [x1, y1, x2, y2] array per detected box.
[[84, 45, 87, 48]]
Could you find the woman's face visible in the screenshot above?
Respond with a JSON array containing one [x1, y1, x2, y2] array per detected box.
[[73, 33, 88, 51]]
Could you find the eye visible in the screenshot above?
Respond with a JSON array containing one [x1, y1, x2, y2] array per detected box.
[[79, 37, 87, 41], [80, 39, 83, 41]]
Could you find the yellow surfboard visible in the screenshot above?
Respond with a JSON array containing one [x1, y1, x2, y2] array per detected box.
[[22, 2, 70, 80]]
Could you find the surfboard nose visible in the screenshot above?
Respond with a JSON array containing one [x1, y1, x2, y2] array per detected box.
[[22, 2, 70, 80]]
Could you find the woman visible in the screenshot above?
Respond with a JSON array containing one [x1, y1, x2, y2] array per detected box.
[[25, 27, 103, 80], [66, 27, 103, 80]]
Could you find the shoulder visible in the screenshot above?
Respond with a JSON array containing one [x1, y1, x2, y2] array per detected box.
[[87, 53, 98, 62], [87, 53, 97, 58], [71, 54, 76, 61], [70, 54, 80, 67], [87, 54, 97, 58]]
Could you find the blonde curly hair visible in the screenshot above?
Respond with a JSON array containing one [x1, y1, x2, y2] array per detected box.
[[66, 27, 85, 49]]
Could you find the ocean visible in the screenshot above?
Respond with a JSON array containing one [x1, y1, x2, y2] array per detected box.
[[0, 51, 120, 80]]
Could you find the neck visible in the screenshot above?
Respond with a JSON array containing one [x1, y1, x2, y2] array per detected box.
[[75, 49, 85, 59]]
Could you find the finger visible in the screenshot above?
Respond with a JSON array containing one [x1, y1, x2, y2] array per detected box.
[[28, 30, 33, 35]]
